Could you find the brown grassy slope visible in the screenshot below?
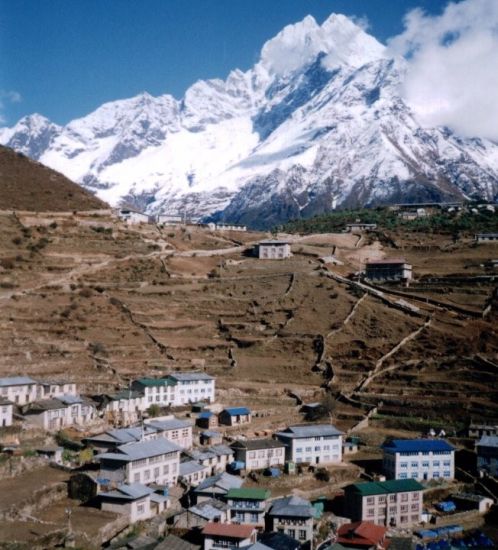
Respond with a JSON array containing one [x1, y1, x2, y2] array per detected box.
[[0, 146, 107, 211]]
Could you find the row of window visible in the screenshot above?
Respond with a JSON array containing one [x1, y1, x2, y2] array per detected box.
[[399, 461, 452, 468], [366, 493, 419, 505], [397, 451, 452, 456], [399, 471, 452, 479], [295, 445, 340, 453], [247, 449, 283, 459], [132, 461, 177, 482]]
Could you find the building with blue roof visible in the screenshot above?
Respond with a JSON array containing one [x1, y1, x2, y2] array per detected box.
[[382, 439, 455, 481], [219, 407, 251, 427], [196, 410, 218, 430]]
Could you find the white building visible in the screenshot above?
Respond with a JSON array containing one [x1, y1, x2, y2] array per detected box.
[[131, 378, 176, 408], [22, 395, 96, 431], [382, 439, 455, 481], [84, 426, 159, 454], [0, 376, 38, 405], [256, 240, 291, 260], [346, 223, 377, 233], [95, 390, 146, 425], [179, 460, 211, 487], [365, 259, 413, 283], [475, 233, 498, 243], [0, 398, 13, 427], [275, 424, 343, 465], [230, 439, 286, 471], [145, 416, 193, 450], [38, 380, 78, 399], [187, 445, 234, 476], [157, 214, 183, 226], [215, 223, 247, 232], [168, 372, 216, 406], [202, 522, 257, 550], [117, 208, 149, 224], [100, 483, 169, 523], [98, 438, 181, 487]]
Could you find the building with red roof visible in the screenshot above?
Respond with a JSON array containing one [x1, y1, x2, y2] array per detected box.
[[202, 522, 257, 549], [337, 521, 389, 548]]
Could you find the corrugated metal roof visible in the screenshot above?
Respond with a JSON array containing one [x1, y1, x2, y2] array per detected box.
[[231, 438, 284, 451], [269, 495, 313, 518], [226, 487, 270, 500], [189, 498, 228, 520], [202, 522, 255, 538], [98, 438, 180, 462], [134, 377, 175, 387], [222, 407, 251, 416], [276, 424, 343, 439], [198, 411, 214, 419], [0, 376, 37, 387], [168, 372, 214, 382], [477, 435, 498, 447], [146, 418, 192, 431], [383, 439, 454, 453], [366, 258, 408, 265], [194, 472, 243, 493], [348, 479, 424, 496], [179, 460, 207, 476], [100, 483, 153, 501]]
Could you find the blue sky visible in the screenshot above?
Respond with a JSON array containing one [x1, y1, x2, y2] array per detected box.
[[1, 0, 453, 126]]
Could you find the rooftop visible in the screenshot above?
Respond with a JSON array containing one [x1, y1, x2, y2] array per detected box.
[[383, 439, 455, 453], [347, 479, 424, 496], [366, 258, 408, 265], [168, 371, 214, 382], [100, 483, 154, 501], [98, 438, 181, 462], [231, 438, 284, 451], [268, 495, 313, 518], [133, 377, 175, 387], [222, 407, 251, 416], [477, 435, 498, 448], [0, 376, 37, 387], [276, 423, 343, 439], [337, 521, 387, 546], [226, 487, 270, 500], [146, 417, 192, 431], [202, 522, 255, 539], [87, 426, 156, 445], [179, 460, 208, 477], [194, 472, 243, 493], [188, 498, 229, 520], [258, 240, 290, 245]]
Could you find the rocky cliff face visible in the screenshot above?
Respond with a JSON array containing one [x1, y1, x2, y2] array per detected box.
[[2, 13, 497, 227]]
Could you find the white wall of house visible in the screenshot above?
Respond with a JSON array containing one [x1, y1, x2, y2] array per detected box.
[[40, 383, 77, 399], [0, 381, 38, 405], [25, 402, 96, 431], [156, 425, 193, 450], [243, 447, 285, 471], [278, 434, 342, 465], [257, 243, 291, 260], [358, 491, 422, 527], [383, 450, 455, 481], [172, 378, 215, 406], [141, 384, 175, 408], [0, 403, 13, 427], [103, 396, 146, 423], [127, 452, 179, 486]]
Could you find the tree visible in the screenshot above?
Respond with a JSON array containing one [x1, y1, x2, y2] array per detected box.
[[148, 404, 161, 418]]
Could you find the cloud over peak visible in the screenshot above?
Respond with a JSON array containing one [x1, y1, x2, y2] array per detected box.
[[388, 0, 498, 141]]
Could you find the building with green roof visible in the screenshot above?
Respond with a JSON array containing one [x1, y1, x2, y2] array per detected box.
[[344, 478, 424, 528], [225, 487, 271, 528]]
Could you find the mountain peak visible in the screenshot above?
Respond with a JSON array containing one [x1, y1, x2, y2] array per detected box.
[[259, 12, 385, 76]]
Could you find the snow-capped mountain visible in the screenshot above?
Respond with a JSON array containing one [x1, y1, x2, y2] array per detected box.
[[2, 13, 498, 227]]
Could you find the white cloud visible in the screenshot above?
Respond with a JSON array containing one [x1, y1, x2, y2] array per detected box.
[[0, 90, 22, 125], [388, 0, 498, 141]]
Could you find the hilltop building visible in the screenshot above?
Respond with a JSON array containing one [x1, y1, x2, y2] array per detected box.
[[0, 376, 38, 405], [475, 233, 498, 243], [256, 240, 291, 260], [364, 259, 412, 283], [382, 439, 455, 481], [117, 208, 149, 224], [266, 495, 314, 547]]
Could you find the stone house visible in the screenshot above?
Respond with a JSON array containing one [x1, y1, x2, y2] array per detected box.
[[230, 439, 286, 471], [38, 380, 78, 399], [23, 395, 96, 431], [93, 390, 145, 425], [0, 376, 38, 405], [187, 445, 234, 475], [275, 424, 343, 465], [179, 460, 211, 487], [84, 426, 158, 454], [266, 495, 314, 547], [174, 498, 230, 530], [226, 487, 270, 528], [146, 417, 194, 450], [196, 411, 218, 430], [99, 483, 168, 523], [219, 407, 251, 427], [336, 521, 388, 549], [97, 438, 181, 487], [344, 479, 424, 528], [256, 240, 291, 260], [382, 439, 455, 481]]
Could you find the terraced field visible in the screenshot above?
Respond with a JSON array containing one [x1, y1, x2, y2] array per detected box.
[[0, 210, 497, 435]]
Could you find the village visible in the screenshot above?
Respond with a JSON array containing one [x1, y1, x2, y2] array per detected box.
[[0, 367, 497, 550], [0, 200, 497, 549]]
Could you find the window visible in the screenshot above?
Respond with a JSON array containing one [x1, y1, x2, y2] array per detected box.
[[367, 508, 375, 517], [314, 446, 321, 452], [400, 515, 408, 524], [296, 448, 302, 454], [411, 503, 419, 511], [134, 473, 140, 482], [411, 462, 418, 468], [367, 497, 375, 505], [251, 513, 259, 522], [299, 530, 307, 540], [389, 506, 397, 513], [433, 461, 440, 467], [399, 473, 407, 479], [378, 496, 386, 504], [400, 505, 408, 513], [154, 467, 160, 478], [412, 493, 420, 500], [443, 471, 451, 477], [389, 494, 396, 502], [401, 494, 408, 502], [305, 447, 312, 453], [137, 503, 145, 515], [400, 462, 408, 468], [433, 472, 440, 478], [288, 530, 295, 538], [411, 472, 419, 478], [144, 470, 150, 481]]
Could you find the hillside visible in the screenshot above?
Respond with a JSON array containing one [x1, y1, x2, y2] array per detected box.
[[0, 145, 107, 211], [0, 210, 497, 438]]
